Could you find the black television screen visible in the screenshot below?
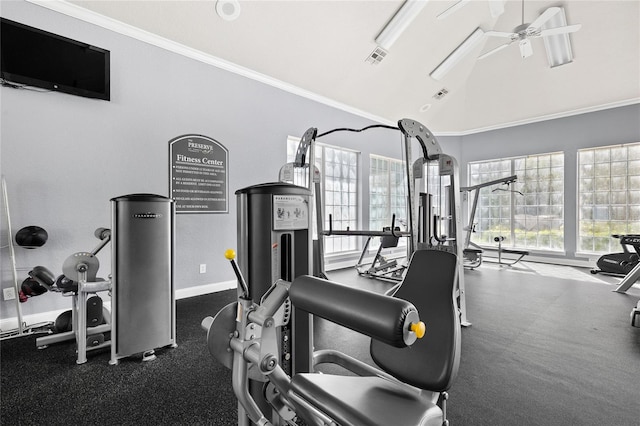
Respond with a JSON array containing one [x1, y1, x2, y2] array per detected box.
[[1, 18, 110, 101]]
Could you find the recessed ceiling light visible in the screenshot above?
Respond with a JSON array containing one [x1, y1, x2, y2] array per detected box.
[[216, 0, 241, 21], [419, 103, 432, 112]]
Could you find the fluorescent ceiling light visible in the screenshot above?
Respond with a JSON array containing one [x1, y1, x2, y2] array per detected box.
[[375, 0, 428, 50], [430, 28, 485, 81], [542, 7, 574, 67]]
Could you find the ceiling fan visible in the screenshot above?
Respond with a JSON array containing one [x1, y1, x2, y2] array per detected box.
[[479, 3, 581, 60]]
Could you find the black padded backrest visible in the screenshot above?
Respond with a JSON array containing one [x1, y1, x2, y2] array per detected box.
[[370, 249, 461, 392]]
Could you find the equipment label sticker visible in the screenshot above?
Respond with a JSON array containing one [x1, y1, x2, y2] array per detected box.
[[169, 135, 229, 214], [273, 195, 308, 230]]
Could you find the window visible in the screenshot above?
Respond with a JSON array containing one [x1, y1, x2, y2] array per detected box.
[[577, 142, 640, 253], [370, 155, 407, 232], [287, 137, 359, 254], [468, 152, 564, 251]]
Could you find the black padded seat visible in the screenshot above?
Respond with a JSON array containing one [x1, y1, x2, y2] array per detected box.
[[288, 250, 460, 426], [290, 373, 442, 426]]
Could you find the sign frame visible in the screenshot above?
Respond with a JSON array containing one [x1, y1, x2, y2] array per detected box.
[[169, 134, 229, 214]]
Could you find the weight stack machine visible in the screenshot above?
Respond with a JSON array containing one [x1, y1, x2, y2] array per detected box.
[[236, 182, 312, 424], [109, 194, 176, 365]]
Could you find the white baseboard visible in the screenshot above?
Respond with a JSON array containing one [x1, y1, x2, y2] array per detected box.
[[0, 280, 236, 334], [482, 253, 594, 269], [175, 280, 236, 299]]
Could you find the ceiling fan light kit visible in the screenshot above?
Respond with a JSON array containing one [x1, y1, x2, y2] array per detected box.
[[542, 7, 575, 68], [375, 0, 428, 50], [430, 27, 485, 81]]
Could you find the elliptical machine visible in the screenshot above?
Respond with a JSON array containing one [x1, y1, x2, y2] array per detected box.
[[591, 234, 640, 276]]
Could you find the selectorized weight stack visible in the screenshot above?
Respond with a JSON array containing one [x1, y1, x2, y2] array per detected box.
[[109, 194, 177, 365], [235, 183, 312, 424]]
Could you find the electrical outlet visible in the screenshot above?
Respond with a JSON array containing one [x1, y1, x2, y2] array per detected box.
[[3, 287, 16, 301], [199, 264, 206, 274]]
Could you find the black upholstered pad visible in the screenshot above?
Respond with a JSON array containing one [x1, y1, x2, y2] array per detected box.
[[29, 266, 55, 289], [290, 275, 417, 348], [290, 373, 442, 426], [371, 249, 461, 392]]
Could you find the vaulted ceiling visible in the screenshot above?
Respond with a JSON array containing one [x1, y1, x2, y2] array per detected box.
[[61, 0, 640, 133]]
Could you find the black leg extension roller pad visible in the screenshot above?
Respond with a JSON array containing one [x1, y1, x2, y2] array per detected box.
[[289, 276, 421, 348]]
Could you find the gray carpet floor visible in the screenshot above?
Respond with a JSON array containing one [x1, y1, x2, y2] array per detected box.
[[1, 261, 639, 425]]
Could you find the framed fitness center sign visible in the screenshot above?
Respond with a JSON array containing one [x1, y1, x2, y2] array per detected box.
[[169, 134, 229, 214]]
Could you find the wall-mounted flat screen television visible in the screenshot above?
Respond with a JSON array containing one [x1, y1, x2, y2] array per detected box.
[[1, 18, 110, 101]]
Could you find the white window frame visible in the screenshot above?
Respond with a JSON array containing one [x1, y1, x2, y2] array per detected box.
[[577, 142, 640, 255], [287, 137, 360, 255], [369, 154, 408, 250], [468, 152, 565, 252]]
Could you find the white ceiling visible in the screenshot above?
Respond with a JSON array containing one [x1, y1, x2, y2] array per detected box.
[[64, 0, 640, 134]]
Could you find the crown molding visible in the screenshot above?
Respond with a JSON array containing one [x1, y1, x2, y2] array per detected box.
[[25, 0, 395, 127], [23, 1, 640, 137], [435, 98, 640, 137]]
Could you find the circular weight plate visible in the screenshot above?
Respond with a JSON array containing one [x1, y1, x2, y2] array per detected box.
[[207, 302, 268, 381], [207, 302, 238, 370], [62, 252, 99, 282]]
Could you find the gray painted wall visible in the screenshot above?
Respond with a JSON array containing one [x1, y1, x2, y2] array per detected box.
[[0, 1, 459, 321], [2, 1, 635, 323], [458, 104, 640, 261]]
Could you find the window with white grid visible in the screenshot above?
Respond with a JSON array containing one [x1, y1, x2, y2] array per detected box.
[[369, 155, 407, 248], [287, 137, 359, 254], [468, 152, 564, 251], [578, 142, 640, 253]]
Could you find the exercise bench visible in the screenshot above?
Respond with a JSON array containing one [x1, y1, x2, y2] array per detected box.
[[203, 248, 461, 425]]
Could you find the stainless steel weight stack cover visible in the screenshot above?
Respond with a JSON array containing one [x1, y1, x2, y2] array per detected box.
[[110, 194, 175, 364]]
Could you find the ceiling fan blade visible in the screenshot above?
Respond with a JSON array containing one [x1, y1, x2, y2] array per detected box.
[[485, 30, 516, 38], [519, 39, 533, 58], [488, 0, 506, 18], [478, 42, 512, 60], [437, 0, 471, 20], [540, 24, 582, 37], [528, 7, 561, 30]]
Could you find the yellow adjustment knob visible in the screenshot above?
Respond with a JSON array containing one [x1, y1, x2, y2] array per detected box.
[[224, 249, 236, 260], [410, 321, 426, 339]]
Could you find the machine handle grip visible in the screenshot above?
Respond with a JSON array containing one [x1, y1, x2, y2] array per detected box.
[[90, 228, 111, 255], [390, 214, 400, 238], [94, 227, 111, 240], [289, 275, 422, 348], [225, 249, 250, 298]]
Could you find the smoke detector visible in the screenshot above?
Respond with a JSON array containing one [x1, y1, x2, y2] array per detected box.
[[216, 0, 241, 21]]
